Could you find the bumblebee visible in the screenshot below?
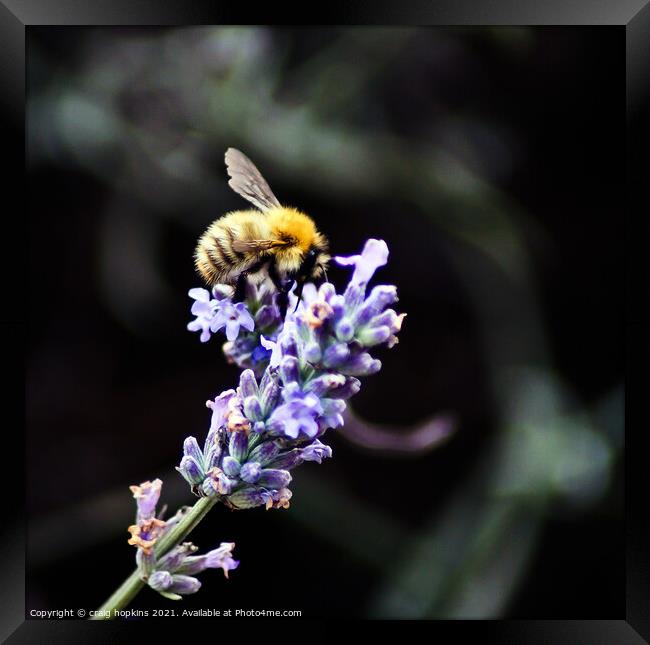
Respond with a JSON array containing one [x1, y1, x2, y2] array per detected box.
[[195, 148, 330, 315]]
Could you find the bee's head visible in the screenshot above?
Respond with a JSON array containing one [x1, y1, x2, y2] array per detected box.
[[301, 237, 330, 283]]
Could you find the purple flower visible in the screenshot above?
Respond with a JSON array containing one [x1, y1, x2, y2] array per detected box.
[[129, 479, 163, 523], [127, 480, 168, 564], [204, 543, 240, 578], [211, 301, 255, 341], [267, 390, 323, 439], [187, 288, 257, 343], [187, 288, 217, 342], [334, 238, 388, 286], [175, 542, 239, 579], [300, 439, 333, 464], [206, 389, 238, 434]]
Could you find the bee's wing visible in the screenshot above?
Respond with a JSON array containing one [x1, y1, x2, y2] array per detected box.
[[232, 239, 287, 253], [225, 148, 282, 212]]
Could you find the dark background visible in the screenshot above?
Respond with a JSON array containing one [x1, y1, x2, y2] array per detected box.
[[26, 27, 623, 618]]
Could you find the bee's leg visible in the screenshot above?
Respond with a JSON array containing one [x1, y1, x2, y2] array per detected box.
[[268, 259, 293, 320], [293, 280, 306, 312], [233, 273, 248, 303], [234, 258, 271, 303]]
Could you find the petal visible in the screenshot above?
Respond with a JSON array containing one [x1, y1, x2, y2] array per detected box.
[[333, 254, 360, 266], [188, 288, 211, 302], [234, 303, 255, 330], [260, 335, 282, 368], [225, 320, 240, 341]]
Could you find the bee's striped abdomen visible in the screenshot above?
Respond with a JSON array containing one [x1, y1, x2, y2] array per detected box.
[[194, 211, 270, 286], [195, 227, 234, 285]]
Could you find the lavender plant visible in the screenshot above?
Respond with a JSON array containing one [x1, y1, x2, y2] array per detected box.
[[94, 238, 404, 619]]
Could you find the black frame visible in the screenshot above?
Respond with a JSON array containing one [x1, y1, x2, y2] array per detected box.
[[2, 1, 648, 641]]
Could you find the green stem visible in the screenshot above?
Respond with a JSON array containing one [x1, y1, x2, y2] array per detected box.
[[91, 495, 218, 620]]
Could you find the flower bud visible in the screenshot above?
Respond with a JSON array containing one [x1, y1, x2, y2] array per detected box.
[[356, 325, 391, 347], [248, 439, 281, 464], [335, 318, 355, 342], [323, 343, 350, 368], [227, 487, 266, 509], [267, 449, 303, 470], [372, 309, 407, 333], [255, 303, 279, 329], [329, 294, 346, 320], [182, 437, 204, 466], [228, 429, 248, 462], [259, 370, 280, 413], [328, 376, 361, 399], [339, 352, 382, 376], [238, 369, 259, 399], [148, 570, 173, 592], [243, 396, 264, 422], [169, 574, 202, 595], [176, 455, 205, 486], [212, 284, 234, 299], [222, 456, 241, 478], [279, 356, 300, 385], [318, 282, 336, 301], [240, 461, 262, 483], [258, 468, 292, 489], [303, 341, 322, 363], [353, 286, 398, 326], [306, 373, 347, 397], [203, 432, 223, 471]]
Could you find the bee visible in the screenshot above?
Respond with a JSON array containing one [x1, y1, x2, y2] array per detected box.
[[195, 148, 330, 317]]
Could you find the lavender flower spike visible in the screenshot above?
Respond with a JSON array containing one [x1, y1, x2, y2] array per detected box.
[[181, 238, 405, 511], [98, 234, 407, 612]]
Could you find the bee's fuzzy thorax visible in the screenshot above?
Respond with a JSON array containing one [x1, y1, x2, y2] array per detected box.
[[266, 206, 318, 253]]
